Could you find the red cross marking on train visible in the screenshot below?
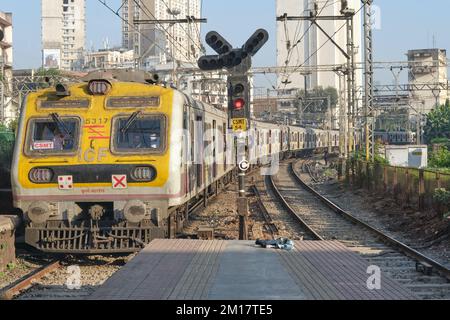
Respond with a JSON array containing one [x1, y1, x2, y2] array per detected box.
[[84, 125, 110, 140], [112, 175, 127, 189]]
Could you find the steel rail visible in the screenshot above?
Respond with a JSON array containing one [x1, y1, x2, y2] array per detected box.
[[266, 174, 323, 241], [251, 185, 279, 237], [1, 260, 61, 300], [289, 161, 450, 281]]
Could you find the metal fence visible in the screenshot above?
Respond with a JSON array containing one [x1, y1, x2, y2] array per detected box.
[[0, 130, 14, 188], [340, 159, 450, 212]]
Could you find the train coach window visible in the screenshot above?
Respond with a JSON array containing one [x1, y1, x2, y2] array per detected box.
[[25, 117, 79, 155], [112, 115, 166, 154]]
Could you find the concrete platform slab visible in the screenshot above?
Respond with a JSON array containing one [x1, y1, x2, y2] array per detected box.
[[89, 240, 416, 300], [0, 215, 20, 271]]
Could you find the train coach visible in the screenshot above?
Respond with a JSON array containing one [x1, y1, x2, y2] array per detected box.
[[374, 131, 416, 145], [11, 70, 338, 254]]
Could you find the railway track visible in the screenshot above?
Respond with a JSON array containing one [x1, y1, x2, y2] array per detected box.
[[1, 260, 61, 300], [250, 185, 279, 237], [268, 159, 450, 300]]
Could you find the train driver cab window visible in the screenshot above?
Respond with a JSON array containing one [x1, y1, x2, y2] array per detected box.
[[113, 114, 166, 153], [26, 117, 79, 155]]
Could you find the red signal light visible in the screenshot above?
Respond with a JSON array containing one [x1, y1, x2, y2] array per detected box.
[[233, 98, 245, 110]]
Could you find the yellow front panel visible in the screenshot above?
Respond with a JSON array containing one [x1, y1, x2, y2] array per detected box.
[[18, 82, 173, 189]]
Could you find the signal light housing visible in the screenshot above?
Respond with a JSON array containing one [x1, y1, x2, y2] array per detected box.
[[228, 75, 250, 123], [198, 55, 224, 71], [233, 83, 245, 95], [222, 49, 248, 69], [243, 29, 269, 56], [205, 31, 233, 55]]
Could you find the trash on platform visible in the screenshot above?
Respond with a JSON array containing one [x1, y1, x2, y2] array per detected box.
[[255, 238, 294, 251]]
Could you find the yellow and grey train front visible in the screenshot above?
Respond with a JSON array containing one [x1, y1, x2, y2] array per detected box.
[[11, 73, 184, 253]]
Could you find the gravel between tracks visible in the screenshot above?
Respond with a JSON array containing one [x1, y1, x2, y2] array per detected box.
[[1, 250, 132, 300], [16, 255, 131, 300], [309, 161, 450, 270]]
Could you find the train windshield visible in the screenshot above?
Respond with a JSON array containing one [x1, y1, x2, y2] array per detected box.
[[113, 115, 165, 153], [26, 118, 79, 155]]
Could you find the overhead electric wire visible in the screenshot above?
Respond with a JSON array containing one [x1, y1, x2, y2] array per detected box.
[[279, 0, 331, 89], [96, 0, 176, 63], [282, 1, 332, 65], [290, 4, 364, 76], [132, 0, 196, 64], [279, 2, 364, 91], [159, 0, 205, 55]]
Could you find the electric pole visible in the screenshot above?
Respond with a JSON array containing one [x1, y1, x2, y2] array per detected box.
[[0, 29, 4, 124], [363, 0, 375, 161], [277, 1, 357, 157], [133, 16, 207, 83]]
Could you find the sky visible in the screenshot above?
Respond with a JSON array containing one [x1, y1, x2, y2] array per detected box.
[[2, 0, 450, 87]]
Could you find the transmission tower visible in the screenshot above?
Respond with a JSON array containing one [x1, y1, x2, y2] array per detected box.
[[363, 0, 375, 161]]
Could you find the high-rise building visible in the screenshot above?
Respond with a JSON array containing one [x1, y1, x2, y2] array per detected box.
[[121, 0, 202, 68], [0, 11, 14, 123], [41, 0, 86, 71], [407, 49, 449, 113], [276, 0, 362, 91]]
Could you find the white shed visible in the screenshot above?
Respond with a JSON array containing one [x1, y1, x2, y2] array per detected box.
[[385, 145, 428, 168]]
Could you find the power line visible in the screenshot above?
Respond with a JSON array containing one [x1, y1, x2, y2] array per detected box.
[[96, 0, 176, 63], [159, 0, 205, 55], [279, 0, 331, 90], [289, 0, 339, 64], [131, 0, 196, 64], [282, 4, 364, 88]]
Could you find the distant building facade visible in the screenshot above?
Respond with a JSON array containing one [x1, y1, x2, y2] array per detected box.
[[0, 11, 14, 123], [407, 49, 449, 113], [150, 62, 228, 110], [253, 98, 278, 120], [41, 0, 86, 71], [188, 74, 228, 110], [121, 0, 202, 68], [84, 48, 135, 71]]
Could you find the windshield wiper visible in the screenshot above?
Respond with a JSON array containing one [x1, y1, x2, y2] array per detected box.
[[121, 111, 142, 134], [50, 113, 72, 136]]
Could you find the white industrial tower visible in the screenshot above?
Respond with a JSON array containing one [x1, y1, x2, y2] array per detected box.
[[276, 0, 362, 91]]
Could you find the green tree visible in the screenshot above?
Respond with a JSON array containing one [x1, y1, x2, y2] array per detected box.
[[0, 124, 14, 183], [429, 146, 450, 168], [295, 86, 338, 110], [424, 99, 450, 143], [7, 119, 18, 134], [35, 68, 61, 77]]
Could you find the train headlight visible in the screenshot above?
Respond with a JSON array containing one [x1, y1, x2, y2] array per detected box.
[[124, 200, 146, 224], [88, 80, 112, 95], [131, 166, 156, 182], [29, 168, 54, 184], [28, 201, 50, 224]]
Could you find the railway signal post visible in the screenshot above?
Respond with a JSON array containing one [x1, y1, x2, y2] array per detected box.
[[198, 28, 269, 240]]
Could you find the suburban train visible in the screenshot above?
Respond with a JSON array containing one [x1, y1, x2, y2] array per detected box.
[[11, 70, 340, 254], [374, 131, 416, 145]]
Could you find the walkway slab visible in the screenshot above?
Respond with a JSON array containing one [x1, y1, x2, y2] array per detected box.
[[89, 240, 416, 300]]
